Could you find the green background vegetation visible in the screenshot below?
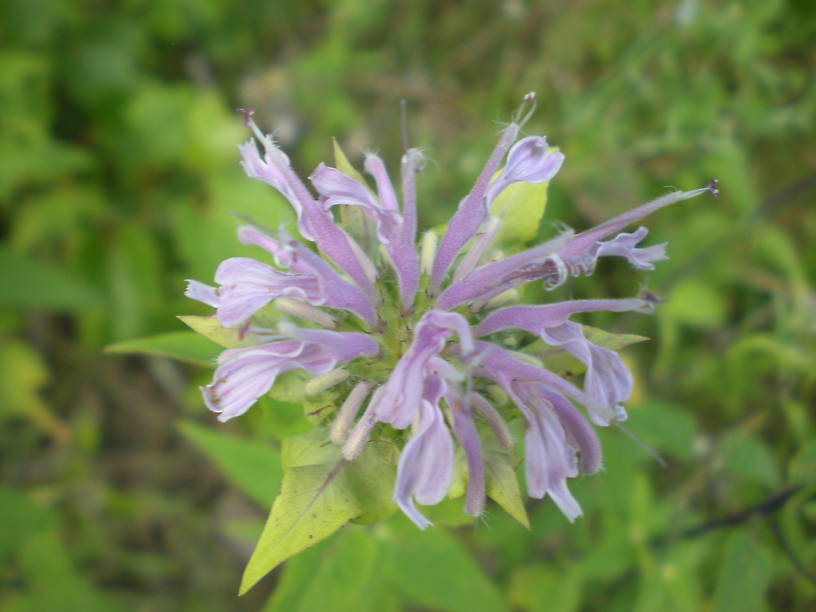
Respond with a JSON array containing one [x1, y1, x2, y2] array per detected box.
[[1, 0, 815, 610]]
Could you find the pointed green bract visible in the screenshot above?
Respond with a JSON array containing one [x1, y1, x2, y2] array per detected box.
[[177, 314, 254, 348], [332, 138, 369, 186], [528, 325, 649, 380], [483, 438, 529, 529], [240, 432, 397, 595], [582, 325, 649, 351], [490, 172, 550, 246], [240, 460, 360, 595], [331, 138, 376, 246]]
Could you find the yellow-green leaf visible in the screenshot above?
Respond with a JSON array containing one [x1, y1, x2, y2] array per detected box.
[[240, 441, 396, 594]]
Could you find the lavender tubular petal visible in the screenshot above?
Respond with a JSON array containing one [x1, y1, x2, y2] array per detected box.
[[431, 123, 520, 289]]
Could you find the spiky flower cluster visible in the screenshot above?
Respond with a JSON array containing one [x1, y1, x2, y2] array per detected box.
[[185, 94, 717, 529]]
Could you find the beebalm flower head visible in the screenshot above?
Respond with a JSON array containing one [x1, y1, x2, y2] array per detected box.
[[185, 95, 717, 529]]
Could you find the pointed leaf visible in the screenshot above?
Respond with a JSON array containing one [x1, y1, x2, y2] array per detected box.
[[332, 138, 369, 186], [719, 431, 779, 487], [332, 138, 376, 244], [265, 528, 397, 612], [483, 439, 529, 529], [178, 421, 282, 507], [240, 460, 358, 595], [0, 247, 101, 311], [713, 531, 772, 612], [240, 441, 395, 594], [105, 331, 220, 366], [380, 518, 506, 612]]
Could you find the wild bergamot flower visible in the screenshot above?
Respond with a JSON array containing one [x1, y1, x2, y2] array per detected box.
[[185, 94, 717, 529]]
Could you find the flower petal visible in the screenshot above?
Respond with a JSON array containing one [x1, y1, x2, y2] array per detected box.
[[431, 123, 520, 289], [202, 330, 378, 422], [509, 384, 582, 522], [483, 136, 564, 206], [238, 140, 378, 300], [370, 310, 474, 429], [393, 379, 454, 529], [448, 388, 485, 517]]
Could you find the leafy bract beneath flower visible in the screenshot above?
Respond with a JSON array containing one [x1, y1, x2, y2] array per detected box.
[[184, 94, 717, 591]]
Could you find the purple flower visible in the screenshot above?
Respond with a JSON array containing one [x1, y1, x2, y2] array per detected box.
[[184, 94, 717, 528]]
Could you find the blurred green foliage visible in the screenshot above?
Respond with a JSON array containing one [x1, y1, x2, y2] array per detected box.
[[1, 0, 815, 610]]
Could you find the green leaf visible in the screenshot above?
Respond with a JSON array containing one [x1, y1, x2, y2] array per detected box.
[[12, 531, 122, 612], [0, 247, 101, 311], [483, 438, 529, 529], [0, 341, 48, 417], [105, 331, 220, 366], [625, 401, 698, 461], [719, 430, 779, 487], [281, 427, 342, 469], [713, 531, 772, 612], [178, 421, 282, 507], [422, 496, 477, 528], [508, 563, 582, 612], [0, 341, 67, 439], [257, 395, 313, 440], [789, 440, 816, 481], [662, 279, 726, 329], [240, 460, 357, 595], [265, 528, 397, 612], [240, 439, 396, 594], [490, 169, 551, 245], [0, 487, 55, 561], [380, 518, 506, 612], [344, 440, 399, 525]]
